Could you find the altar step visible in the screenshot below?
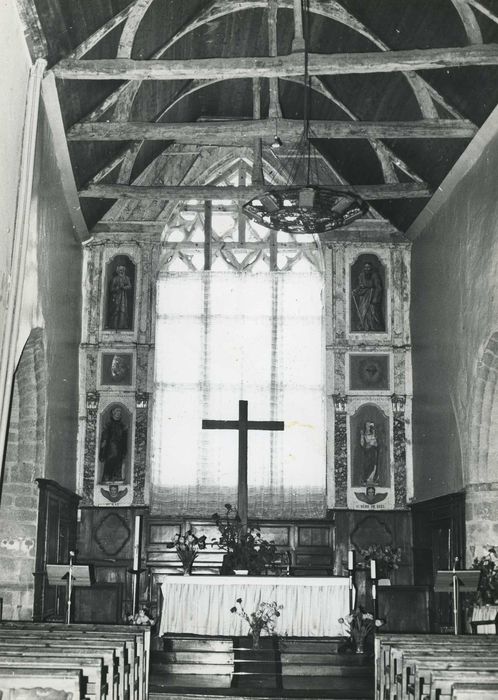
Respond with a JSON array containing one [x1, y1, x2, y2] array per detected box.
[[150, 635, 374, 699]]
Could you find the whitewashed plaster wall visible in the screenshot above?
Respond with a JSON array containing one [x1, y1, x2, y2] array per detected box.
[[0, 0, 31, 345], [410, 105, 498, 559]]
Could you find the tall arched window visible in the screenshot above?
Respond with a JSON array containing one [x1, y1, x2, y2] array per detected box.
[[150, 161, 326, 518]]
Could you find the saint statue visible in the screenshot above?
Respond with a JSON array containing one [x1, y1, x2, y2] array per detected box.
[[360, 421, 379, 484], [352, 262, 385, 332], [108, 264, 133, 330], [99, 405, 128, 482]]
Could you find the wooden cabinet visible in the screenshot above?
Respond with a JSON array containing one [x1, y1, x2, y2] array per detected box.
[[33, 479, 81, 621]]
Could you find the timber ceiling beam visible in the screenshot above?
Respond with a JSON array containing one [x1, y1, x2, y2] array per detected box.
[[67, 118, 477, 142], [78, 183, 432, 201], [53, 44, 498, 80]]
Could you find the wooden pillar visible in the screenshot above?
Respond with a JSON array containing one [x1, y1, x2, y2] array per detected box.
[[238, 400, 249, 531], [204, 200, 212, 270]]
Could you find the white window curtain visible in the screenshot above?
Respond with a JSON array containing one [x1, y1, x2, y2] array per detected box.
[[151, 271, 326, 518]]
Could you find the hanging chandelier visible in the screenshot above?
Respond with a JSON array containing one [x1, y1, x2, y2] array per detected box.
[[242, 2, 367, 235]]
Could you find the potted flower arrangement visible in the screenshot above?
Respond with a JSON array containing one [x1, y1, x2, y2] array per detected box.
[[231, 598, 283, 648], [338, 607, 384, 654], [212, 504, 277, 575], [167, 529, 207, 575], [127, 607, 155, 626], [470, 547, 498, 605], [356, 544, 402, 581]]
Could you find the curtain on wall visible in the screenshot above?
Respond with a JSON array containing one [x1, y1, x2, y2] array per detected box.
[[151, 271, 326, 518]]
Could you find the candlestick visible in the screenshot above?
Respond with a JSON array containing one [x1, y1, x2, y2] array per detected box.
[[370, 558, 377, 579], [348, 549, 354, 571], [133, 515, 142, 571]]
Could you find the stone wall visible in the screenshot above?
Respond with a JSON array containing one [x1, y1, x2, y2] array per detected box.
[[0, 330, 46, 619], [410, 110, 498, 560]]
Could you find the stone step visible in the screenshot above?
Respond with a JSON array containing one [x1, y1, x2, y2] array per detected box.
[[155, 652, 235, 664], [153, 663, 234, 675], [279, 640, 343, 654], [277, 654, 370, 666], [232, 663, 372, 677], [282, 677, 373, 691], [150, 689, 373, 700], [162, 638, 234, 653]]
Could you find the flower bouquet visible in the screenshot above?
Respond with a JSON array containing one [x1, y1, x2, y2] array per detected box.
[[231, 598, 283, 648], [167, 529, 207, 574], [127, 607, 155, 626], [338, 608, 384, 654]]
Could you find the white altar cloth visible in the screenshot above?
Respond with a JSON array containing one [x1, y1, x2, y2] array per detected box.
[[159, 575, 349, 637]]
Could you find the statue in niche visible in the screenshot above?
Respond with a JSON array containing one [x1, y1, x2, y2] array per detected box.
[[99, 404, 129, 483], [360, 421, 379, 483], [351, 404, 389, 488], [351, 256, 385, 332], [104, 256, 135, 331]]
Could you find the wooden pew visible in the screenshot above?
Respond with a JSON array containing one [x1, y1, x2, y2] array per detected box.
[[409, 654, 498, 700], [428, 669, 498, 699], [0, 637, 120, 700], [0, 623, 149, 700], [389, 641, 498, 699], [451, 682, 498, 699], [375, 634, 498, 700], [0, 667, 82, 700], [0, 650, 107, 700]]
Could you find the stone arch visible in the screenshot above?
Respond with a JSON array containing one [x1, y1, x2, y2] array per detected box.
[[0, 327, 47, 619], [468, 331, 498, 485]]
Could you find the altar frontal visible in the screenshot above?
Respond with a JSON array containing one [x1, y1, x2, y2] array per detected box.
[[158, 575, 350, 638]]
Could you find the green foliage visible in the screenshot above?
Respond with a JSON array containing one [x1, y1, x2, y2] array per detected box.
[[471, 547, 498, 606], [212, 504, 278, 575], [356, 544, 402, 575]]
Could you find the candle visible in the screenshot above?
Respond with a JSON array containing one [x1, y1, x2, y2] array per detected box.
[[133, 515, 142, 571], [370, 558, 377, 579], [348, 550, 354, 571]]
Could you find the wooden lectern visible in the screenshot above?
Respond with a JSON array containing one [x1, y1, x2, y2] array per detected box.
[[435, 568, 480, 635], [47, 552, 93, 624]]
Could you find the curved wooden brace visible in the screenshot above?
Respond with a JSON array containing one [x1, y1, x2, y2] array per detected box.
[[107, 0, 439, 126], [468, 0, 498, 27], [450, 0, 483, 44], [66, 1, 137, 60], [118, 0, 155, 57]]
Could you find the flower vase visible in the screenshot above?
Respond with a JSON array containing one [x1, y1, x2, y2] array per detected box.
[[183, 565, 192, 576], [251, 627, 261, 649], [355, 637, 365, 654]]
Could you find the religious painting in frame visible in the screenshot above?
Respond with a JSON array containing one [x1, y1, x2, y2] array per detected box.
[[93, 399, 134, 508], [348, 352, 391, 393], [347, 401, 394, 511], [99, 351, 134, 388], [350, 253, 387, 334], [103, 255, 136, 332], [350, 403, 390, 488]]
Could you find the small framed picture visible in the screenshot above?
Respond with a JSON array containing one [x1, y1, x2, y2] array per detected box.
[[348, 353, 390, 392], [100, 352, 134, 387]]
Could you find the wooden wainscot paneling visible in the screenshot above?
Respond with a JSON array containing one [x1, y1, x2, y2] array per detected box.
[[34, 479, 81, 622]]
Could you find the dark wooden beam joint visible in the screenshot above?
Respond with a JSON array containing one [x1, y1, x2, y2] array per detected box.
[[78, 183, 432, 201]]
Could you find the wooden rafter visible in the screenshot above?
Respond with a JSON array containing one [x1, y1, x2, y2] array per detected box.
[[52, 45, 498, 80], [67, 118, 477, 142], [64, 1, 136, 60], [450, 0, 482, 44], [79, 183, 431, 200], [92, 218, 400, 235]]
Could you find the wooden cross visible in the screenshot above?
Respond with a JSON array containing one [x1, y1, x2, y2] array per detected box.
[[202, 399, 284, 528]]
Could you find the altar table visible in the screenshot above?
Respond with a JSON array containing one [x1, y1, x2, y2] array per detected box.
[[159, 575, 349, 637]]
